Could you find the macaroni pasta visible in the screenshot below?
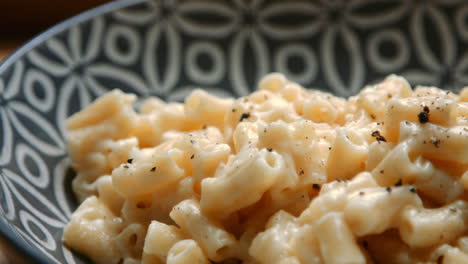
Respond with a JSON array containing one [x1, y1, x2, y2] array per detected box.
[[64, 74, 468, 264]]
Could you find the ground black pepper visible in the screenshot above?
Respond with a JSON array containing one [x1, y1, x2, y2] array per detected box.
[[371, 130, 387, 143], [394, 179, 403, 187], [362, 240, 369, 249], [240, 113, 250, 122], [418, 106, 430, 123]]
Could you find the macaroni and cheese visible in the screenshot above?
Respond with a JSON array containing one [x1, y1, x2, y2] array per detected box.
[[63, 74, 468, 264]]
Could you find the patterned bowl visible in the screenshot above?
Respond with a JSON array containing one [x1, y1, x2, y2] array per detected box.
[[1, 0, 467, 263]]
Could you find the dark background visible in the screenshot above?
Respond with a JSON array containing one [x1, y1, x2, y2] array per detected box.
[[0, 1, 113, 60]]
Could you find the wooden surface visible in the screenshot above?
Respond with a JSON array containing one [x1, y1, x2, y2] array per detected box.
[[0, 235, 34, 264], [0, 41, 19, 61], [0, 0, 112, 37]]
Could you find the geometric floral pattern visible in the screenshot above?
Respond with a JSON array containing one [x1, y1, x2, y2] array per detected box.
[[1, 0, 468, 263]]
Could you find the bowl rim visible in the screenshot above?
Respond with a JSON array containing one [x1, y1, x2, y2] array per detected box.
[[0, 0, 144, 263]]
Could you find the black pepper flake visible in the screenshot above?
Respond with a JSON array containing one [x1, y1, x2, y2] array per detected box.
[[202, 125, 207, 129], [328, 147, 332, 150], [380, 170, 384, 174], [127, 158, 133, 164], [376, 135, 386, 142], [298, 169, 305, 175], [410, 187, 416, 193], [267, 148, 273, 152], [190, 139, 195, 144], [136, 202, 146, 209], [150, 167, 156, 172], [386, 187, 392, 193], [362, 240, 369, 249], [450, 207, 457, 213], [232, 109, 236, 112], [190, 154, 195, 159], [371, 130, 387, 143], [418, 107, 430, 123], [359, 191, 365, 196], [123, 165, 129, 169], [394, 179, 403, 187], [312, 184, 320, 190], [264, 128, 267, 133], [370, 114, 376, 120], [239, 113, 250, 122], [337, 178, 342, 182], [432, 139, 441, 148]]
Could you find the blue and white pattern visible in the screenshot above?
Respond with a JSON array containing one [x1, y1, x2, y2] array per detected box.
[[1, 0, 468, 263]]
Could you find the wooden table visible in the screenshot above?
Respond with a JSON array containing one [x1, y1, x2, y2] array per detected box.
[[0, 234, 34, 264], [0, 41, 18, 62]]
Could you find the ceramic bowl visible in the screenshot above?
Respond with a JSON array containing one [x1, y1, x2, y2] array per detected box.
[[1, 0, 467, 263]]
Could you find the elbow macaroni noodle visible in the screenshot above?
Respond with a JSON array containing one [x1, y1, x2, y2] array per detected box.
[[63, 73, 468, 264]]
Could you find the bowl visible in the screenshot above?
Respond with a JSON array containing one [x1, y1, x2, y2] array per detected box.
[[1, 0, 467, 263]]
